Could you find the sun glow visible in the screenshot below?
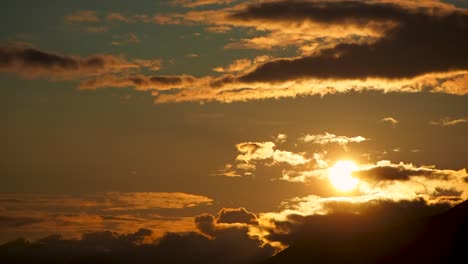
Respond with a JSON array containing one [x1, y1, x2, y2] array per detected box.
[[328, 160, 359, 191]]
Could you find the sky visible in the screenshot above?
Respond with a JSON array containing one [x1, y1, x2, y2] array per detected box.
[[1, 0, 468, 262]]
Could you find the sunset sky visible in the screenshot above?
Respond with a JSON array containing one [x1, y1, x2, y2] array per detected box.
[[1, 0, 468, 262]]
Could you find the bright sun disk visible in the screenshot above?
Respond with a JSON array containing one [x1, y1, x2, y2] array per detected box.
[[328, 160, 359, 191]]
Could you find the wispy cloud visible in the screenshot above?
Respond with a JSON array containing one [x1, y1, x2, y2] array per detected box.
[[172, 0, 236, 8], [111, 33, 141, 46], [429, 117, 468, 126], [381, 117, 399, 125], [65, 10, 100, 23], [300, 132, 368, 146]]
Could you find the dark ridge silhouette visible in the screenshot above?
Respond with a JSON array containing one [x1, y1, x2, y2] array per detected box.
[[261, 200, 468, 264]]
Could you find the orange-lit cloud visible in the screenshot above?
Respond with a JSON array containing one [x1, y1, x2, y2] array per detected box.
[[236, 142, 276, 163], [111, 33, 141, 46], [0, 192, 212, 243], [213, 59, 252, 73], [65, 10, 100, 23], [172, 0, 236, 8]]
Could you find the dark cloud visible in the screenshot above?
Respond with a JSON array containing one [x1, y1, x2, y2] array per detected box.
[[194, 213, 216, 236], [356, 162, 451, 182], [260, 198, 454, 247], [229, 0, 406, 29], [263, 199, 468, 264], [217, 207, 257, 224], [0, 208, 275, 264], [0, 44, 167, 80], [79, 74, 197, 90], [0, 44, 137, 79], [237, 1, 468, 82]]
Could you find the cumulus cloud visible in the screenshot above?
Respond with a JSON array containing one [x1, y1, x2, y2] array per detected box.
[[300, 132, 368, 146], [235, 142, 276, 162], [429, 117, 468, 126], [231, 141, 309, 172], [275, 133, 287, 143]]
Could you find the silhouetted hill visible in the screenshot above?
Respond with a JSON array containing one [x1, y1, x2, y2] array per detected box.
[[262, 200, 468, 264]]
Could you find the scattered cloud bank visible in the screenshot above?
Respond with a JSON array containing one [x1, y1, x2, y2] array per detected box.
[[218, 132, 368, 177], [2, 1, 468, 103], [0, 192, 212, 243], [1, 207, 274, 264]]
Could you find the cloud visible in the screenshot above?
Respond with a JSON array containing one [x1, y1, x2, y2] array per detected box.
[[79, 74, 197, 91], [381, 117, 399, 125], [0, 192, 213, 211], [272, 150, 310, 166], [0, 43, 148, 80], [253, 196, 458, 249], [356, 160, 458, 182], [429, 117, 468, 126], [65, 10, 100, 23], [236, 142, 276, 163], [205, 25, 232, 33], [0, 192, 212, 243], [213, 59, 252, 73], [111, 33, 141, 46], [300, 132, 368, 145], [107, 12, 135, 23], [217, 207, 257, 224], [281, 169, 327, 183], [235, 141, 309, 166], [232, 1, 468, 82], [275, 133, 287, 143], [172, 0, 236, 8], [7, 2, 468, 103], [1, 208, 275, 264], [185, 53, 200, 58]]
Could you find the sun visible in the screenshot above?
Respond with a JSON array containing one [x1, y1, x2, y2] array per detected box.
[[328, 160, 359, 191]]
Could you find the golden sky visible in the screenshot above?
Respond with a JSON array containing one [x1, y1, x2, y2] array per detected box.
[[1, 0, 468, 263]]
